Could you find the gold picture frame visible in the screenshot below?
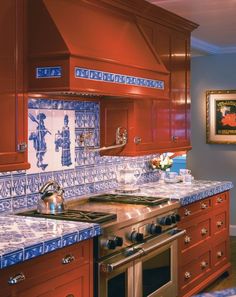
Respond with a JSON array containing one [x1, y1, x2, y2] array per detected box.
[[206, 90, 236, 144]]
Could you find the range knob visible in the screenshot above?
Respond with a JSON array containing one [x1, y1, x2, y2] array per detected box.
[[114, 236, 123, 247], [129, 231, 144, 243], [159, 216, 172, 226], [147, 224, 162, 235], [171, 214, 181, 224], [106, 239, 116, 250]]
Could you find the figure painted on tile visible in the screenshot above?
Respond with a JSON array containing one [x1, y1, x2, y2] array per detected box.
[[28, 112, 51, 171], [55, 114, 72, 167]]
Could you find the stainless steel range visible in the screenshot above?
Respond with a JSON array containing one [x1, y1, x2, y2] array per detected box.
[[18, 192, 184, 297]]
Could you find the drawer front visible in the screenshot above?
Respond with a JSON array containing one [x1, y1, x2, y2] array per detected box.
[[0, 240, 92, 292], [213, 211, 227, 235], [180, 218, 211, 253], [212, 192, 228, 208], [180, 250, 211, 289], [213, 240, 228, 268], [179, 198, 211, 220]]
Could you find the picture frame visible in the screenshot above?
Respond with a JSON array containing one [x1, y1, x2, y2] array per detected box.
[[206, 90, 236, 144]]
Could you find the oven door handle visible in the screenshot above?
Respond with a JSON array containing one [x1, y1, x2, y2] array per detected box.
[[100, 248, 144, 273], [142, 229, 186, 255]]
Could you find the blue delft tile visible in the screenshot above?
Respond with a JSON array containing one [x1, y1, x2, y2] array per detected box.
[[26, 193, 40, 208], [26, 174, 41, 194], [94, 225, 102, 236], [79, 227, 94, 241], [75, 111, 86, 128], [62, 232, 78, 247], [74, 101, 85, 111], [28, 98, 40, 109], [36, 66, 62, 79], [63, 170, 75, 187], [84, 113, 96, 128], [2, 249, 24, 268], [75, 67, 89, 79], [39, 99, 53, 109], [39, 172, 53, 187], [74, 169, 85, 186], [64, 187, 75, 199], [12, 196, 27, 212], [11, 175, 26, 197], [193, 288, 236, 297], [63, 100, 75, 110], [89, 70, 103, 80], [0, 178, 12, 199], [84, 101, 96, 111], [51, 99, 64, 110], [103, 72, 114, 82], [0, 198, 12, 213], [44, 238, 62, 253], [24, 243, 44, 260], [53, 171, 64, 186]]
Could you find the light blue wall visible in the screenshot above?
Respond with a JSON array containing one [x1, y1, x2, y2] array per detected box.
[[188, 53, 236, 226]]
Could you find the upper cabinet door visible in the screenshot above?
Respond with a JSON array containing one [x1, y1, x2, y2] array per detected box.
[[0, 0, 29, 171]]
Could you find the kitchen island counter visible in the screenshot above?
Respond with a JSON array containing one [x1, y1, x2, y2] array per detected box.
[[0, 214, 101, 269]]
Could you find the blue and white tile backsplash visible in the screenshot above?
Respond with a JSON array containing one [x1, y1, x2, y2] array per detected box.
[[0, 98, 186, 214]]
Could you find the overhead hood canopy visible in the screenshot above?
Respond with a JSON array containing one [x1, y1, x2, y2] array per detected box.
[[28, 0, 169, 98]]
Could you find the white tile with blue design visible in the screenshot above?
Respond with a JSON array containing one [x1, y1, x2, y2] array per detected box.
[[193, 288, 236, 297], [0, 215, 101, 269]]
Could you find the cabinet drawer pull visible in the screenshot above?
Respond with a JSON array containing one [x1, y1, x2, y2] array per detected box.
[[201, 203, 208, 209], [62, 254, 75, 265], [184, 235, 191, 244], [217, 221, 224, 227], [200, 261, 208, 269], [184, 271, 191, 279], [184, 209, 191, 216], [66, 295, 75, 297], [8, 272, 25, 285], [217, 251, 223, 258], [201, 228, 208, 235], [216, 197, 223, 203]]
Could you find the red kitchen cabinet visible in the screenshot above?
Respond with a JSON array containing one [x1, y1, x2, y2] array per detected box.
[[0, 0, 29, 171], [177, 192, 230, 297], [0, 239, 93, 297]]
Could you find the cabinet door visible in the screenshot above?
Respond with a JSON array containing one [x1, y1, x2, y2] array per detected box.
[[0, 0, 29, 171]]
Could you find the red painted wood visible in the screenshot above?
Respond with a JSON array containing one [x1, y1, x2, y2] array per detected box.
[[177, 192, 230, 297], [0, 0, 29, 171], [0, 239, 93, 297]]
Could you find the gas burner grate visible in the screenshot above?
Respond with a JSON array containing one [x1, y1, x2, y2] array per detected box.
[[89, 194, 169, 206], [17, 209, 117, 224]]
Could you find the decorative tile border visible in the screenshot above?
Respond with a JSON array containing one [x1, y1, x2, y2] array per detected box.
[[193, 287, 236, 297], [75, 67, 165, 90], [36, 66, 62, 78]]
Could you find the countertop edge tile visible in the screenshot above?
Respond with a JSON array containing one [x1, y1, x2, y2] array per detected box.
[[193, 287, 236, 296]]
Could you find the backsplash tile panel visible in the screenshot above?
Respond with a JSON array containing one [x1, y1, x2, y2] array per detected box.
[[0, 97, 186, 213]]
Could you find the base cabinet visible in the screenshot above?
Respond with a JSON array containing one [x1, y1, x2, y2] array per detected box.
[[177, 191, 230, 297], [0, 239, 93, 297]]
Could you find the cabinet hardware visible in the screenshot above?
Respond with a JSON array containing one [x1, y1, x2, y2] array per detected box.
[[200, 261, 208, 269], [134, 136, 142, 144], [184, 209, 191, 216], [216, 197, 223, 203], [184, 235, 191, 244], [201, 203, 208, 209], [217, 251, 223, 258], [8, 272, 26, 285], [17, 142, 27, 153], [201, 228, 208, 235], [62, 254, 75, 264], [217, 221, 224, 227], [184, 271, 191, 279], [66, 295, 75, 297], [87, 127, 127, 152], [172, 136, 179, 142]]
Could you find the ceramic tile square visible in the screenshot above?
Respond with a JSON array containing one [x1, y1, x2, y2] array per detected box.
[[44, 238, 62, 253], [26, 194, 40, 208], [39, 99, 53, 109], [62, 232, 78, 247], [74, 101, 85, 111], [2, 250, 24, 268], [51, 99, 64, 110], [24, 243, 44, 260], [0, 198, 12, 213], [75, 111, 86, 128], [0, 178, 12, 199], [12, 196, 27, 212], [64, 187, 75, 199], [63, 170, 75, 188], [53, 171, 64, 186], [74, 169, 85, 185], [26, 174, 40, 194], [11, 175, 26, 197]]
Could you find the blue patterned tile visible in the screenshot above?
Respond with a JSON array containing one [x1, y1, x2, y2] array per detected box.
[[44, 238, 62, 253], [2, 249, 24, 268], [51, 99, 64, 110], [63, 100, 75, 110], [11, 175, 26, 197], [12, 196, 27, 211], [0, 198, 12, 213], [79, 227, 94, 241], [0, 178, 12, 199], [28, 98, 40, 109], [193, 288, 236, 297], [64, 187, 75, 199], [94, 225, 102, 236], [74, 101, 85, 111], [24, 243, 44, 260], [39, 99, 53, 109], [26, 193, 40, 208], [36, 66, 62, 78], [63, 170, 75, 187], [62, 232, 78, 247], [26, 174, 40, 194]]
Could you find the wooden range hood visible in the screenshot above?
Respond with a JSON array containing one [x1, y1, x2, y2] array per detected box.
[[28, 0, 169, 99]]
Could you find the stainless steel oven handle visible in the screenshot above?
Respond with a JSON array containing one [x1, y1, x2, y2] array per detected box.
[[100, 248, 144, 273], [142, 229, 186, 255]]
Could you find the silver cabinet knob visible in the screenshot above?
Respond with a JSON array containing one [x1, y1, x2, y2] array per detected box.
[[184, 209, 191, 216], [216, 197, 223, 203], [8, 272, 25, 285], [217, 251, 223, 258], [201, 228, 208, 235], [184, 271, 191, 279], [184, 235, 191, 244], [200, 261, 208, 269], [217, 221, 224, 227], [201, 203, 207, 209], [62, 254, 75, 265]]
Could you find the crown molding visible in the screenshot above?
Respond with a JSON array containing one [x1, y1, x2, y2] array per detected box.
[[191, 37, 236, 55]]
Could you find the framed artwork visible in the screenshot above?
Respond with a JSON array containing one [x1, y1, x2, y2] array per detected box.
[[206, 90, 236, 144]]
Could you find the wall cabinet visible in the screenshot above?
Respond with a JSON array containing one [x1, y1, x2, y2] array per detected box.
[[177, 192, 230, 297], [0, 0, 29, 171], [0, 239, 93, 297]]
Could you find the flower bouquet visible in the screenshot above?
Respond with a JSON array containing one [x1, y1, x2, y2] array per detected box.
[[150, 154, 173, 171]]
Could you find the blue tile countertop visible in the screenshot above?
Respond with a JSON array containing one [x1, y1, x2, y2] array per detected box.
[[193, 288, 236, 297], [0, 215, 101, 269], [138, 180, 234, 206]]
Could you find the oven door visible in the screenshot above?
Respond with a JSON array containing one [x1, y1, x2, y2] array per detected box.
[[134, 238, 178, 297]]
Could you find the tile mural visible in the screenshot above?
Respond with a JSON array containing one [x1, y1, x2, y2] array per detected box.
[[0, 98, 186, 213]]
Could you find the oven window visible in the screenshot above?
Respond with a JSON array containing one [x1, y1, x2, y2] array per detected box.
[[108, 272, 126, 297], [142, 249, 171, 296]]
